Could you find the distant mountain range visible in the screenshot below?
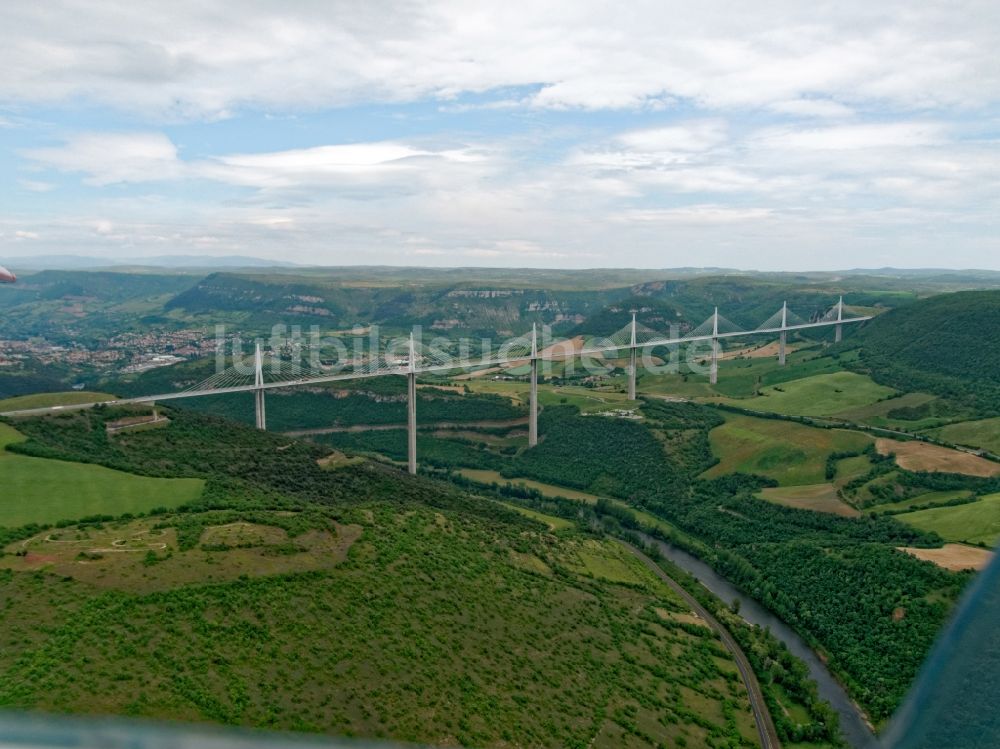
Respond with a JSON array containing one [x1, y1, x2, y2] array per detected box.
[[0, 254, 299, 270], [2, 255, 999, 279]]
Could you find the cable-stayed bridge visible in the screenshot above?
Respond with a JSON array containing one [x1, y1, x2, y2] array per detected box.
[[1, 298, 869, 475]]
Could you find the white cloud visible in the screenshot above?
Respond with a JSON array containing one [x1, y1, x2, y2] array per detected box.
[[23, 133, 496, 194], [769, 99, 854, 119], [620, 206, 774, 224], [24, 132, 181, 185], [4, 2, 999, 270], [616, 121, 729, 154], [0, 1, 997, 118], [752, 122, 947, 151]]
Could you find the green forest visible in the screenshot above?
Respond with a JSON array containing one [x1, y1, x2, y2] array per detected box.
[[5, 398, 971, 723], [848, 290, 1000, 414]]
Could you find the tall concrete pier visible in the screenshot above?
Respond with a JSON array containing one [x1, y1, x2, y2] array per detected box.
[[778, 301, 787, 366], [254, 342, 266, 430], [709, 307, 720, 385], [407, 333, 417, 475], [628, 312, 637, 400], [529, 323, 539, 447], [1, 300, 874, 465], [835, 296, 844, 343]]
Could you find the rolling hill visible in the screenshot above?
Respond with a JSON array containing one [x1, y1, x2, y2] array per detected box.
[[0, 406, 782, 748], [848, 290, 1000, 414]]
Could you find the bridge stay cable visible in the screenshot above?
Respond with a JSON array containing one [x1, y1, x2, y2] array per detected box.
[[0, 299, 871, 475]]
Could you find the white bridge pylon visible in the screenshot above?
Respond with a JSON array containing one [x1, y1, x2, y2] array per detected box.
[[1, 299, 870, 476]]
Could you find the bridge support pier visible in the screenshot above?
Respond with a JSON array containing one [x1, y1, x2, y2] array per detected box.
[[254, 343, 266, 430], [529, 324, 538, 447], [709, 307, 719, 385], [628, 312, 637, 400], [407, 334, 417, 475], [835, 295, 844, 343], [778, 301, 787, 366]]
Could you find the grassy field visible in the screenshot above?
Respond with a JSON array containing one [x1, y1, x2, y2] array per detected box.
[[458, 468, 602, 503], [541, 386, 635, 414], [460, 469, 702, 542], [501, 503, 575, 530], [701, 413, 872, 485], [632, 372, 716, 399], [0, 391, 115, 411], [863, 490, 974, 515], [834, 392, 939, 429], [0, 503, 762, 748], [0, 423, 204, 527], [926, 416, 1000, 455], [463, 379, 637, 415], [461, 379, 528, 404], [896, 492, 1000, 546], [722, 372, 896, 417], [636, 348, 833, 400], [757, 484, 860, 516], [834, 455, 874, 485]]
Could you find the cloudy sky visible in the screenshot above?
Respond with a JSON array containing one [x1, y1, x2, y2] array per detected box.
[[1, 0, 998, 269]]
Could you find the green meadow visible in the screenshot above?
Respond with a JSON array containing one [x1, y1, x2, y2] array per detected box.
[[701, 412, 872, 485], [501, 502, 575, 530], [0, 391, 116, 412], [863, 490, 974, 515], [926, 416, 1000, 455], [835, 392, 939, 429], [0, 423, 204, 527], [725, 372, 896, 417], [895, 492, 1000, 546]]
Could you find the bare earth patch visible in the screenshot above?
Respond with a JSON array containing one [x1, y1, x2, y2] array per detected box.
[[506, 335, 592, 368], [720, 341, 790, 360], [2, 516, 363, 591], [758, 484, 860, 517], [654, 607, 709, 628], [877, 438, 1000, 478], [898, 544, 994, 571], [317, 450, 365, 469]]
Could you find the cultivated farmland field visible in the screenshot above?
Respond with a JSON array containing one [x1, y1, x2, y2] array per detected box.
[[926, 416, 1000, 455], [758, 484, 860, 516], [876, 438, 1000, 478], [896, 492, 1000, 546], [834, 392, 939, 429], [897, 544, 994, 572], [701, 413, 872, 485], [724, 371, 896, 416], [0, 423, 204, 527], [863, 490, 974, 515]]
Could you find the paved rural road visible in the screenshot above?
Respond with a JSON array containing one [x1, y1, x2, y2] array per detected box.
[[620, 541, 781, 749]]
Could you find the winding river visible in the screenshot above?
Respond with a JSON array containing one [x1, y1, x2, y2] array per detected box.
[[636, 532, 877, 749]]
